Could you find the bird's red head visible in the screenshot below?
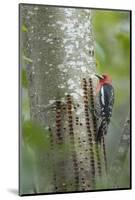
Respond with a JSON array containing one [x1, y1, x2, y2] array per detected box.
[[99, 74, 112, 84], [98, 74, 112, 84], [95, 73, 112, 92]]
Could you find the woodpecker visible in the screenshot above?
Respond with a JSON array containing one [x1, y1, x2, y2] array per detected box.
[[95, 74, 114, 142]]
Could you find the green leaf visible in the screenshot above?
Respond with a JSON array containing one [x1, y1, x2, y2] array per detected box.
[[22, 24, 28, 32], [22, 120, 50, 151], [22, 68, 28, 88]]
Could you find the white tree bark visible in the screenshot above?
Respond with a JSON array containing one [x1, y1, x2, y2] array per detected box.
[[20, 4, 106, 194]]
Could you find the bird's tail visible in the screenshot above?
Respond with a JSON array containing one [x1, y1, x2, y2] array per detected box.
[[96, 120, 108, 143]]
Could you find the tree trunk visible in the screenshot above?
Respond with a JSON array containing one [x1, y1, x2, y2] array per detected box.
[[20, 4, 106, 193], [110, 113, 130, 188]]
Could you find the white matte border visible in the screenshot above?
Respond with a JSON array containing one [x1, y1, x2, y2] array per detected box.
[[0, 0, 134, 199]]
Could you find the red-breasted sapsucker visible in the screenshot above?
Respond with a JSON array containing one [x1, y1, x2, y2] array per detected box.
[[95, 74, 114, 142]]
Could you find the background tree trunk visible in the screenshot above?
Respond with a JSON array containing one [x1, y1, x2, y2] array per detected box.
[[20, 4, 106, 194], [110, 113, 130, 188]]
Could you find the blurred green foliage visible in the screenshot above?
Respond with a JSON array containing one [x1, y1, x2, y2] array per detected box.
[[22, 68, 28, 88], [22, 120, 74, 155], [22, 120, 50, 151], [93, 10, 130, 189], [22, 24, 28, 32], [93, 11, 130, 72], [96, 150, 130, 190], [93, 10, 130, 106]]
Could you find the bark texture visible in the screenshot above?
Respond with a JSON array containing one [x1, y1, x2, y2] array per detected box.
[[111, 113, 130, 184], [20, 4, 106, 193]]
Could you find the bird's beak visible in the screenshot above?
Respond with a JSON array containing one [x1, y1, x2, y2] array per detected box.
[[95, 74, 104, 79]]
